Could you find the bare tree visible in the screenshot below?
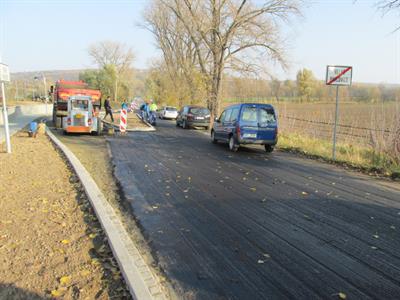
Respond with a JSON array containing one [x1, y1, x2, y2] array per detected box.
[[376, 0, 400, 31], [144, 2, 205, 106], [88, 41, 135, 101], [149, 0, 301, 118]]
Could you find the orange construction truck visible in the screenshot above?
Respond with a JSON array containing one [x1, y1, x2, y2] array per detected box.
[[50, 80, 102, 128]]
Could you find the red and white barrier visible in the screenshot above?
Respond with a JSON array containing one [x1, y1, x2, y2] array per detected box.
[[120, 108, 127, 133]]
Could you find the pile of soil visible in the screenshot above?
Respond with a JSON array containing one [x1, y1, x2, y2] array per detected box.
[[0, 131, 131, 299]]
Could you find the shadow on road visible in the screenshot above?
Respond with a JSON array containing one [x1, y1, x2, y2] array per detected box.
[[108, 119, 400, 299], [0, 283, 48, 300]]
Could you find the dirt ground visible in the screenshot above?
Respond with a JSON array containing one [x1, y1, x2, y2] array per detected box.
[[0, 131, 131, 299], [50, 127, 173, 298]]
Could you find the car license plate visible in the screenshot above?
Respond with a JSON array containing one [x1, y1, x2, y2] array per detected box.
[[75, 114, 83, 119], [243, 133, 256, 138], [196, 116, 204, 120]]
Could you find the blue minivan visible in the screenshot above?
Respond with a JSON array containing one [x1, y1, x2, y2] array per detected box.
[[211, 103, 278, 152]]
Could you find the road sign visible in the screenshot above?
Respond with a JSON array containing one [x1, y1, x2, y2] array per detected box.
[[0, 63, 10, 82], [325, 65, 353, 160], [326, 66, 352, 86]]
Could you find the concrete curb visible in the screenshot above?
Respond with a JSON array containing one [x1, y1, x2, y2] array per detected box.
[[135, 113, 155, 129], [46, 128, 166, 300], [102, 119, 156, 132]]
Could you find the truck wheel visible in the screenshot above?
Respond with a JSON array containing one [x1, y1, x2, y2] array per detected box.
[[52, 108, 57, 128], [96, 117, 103, 136]]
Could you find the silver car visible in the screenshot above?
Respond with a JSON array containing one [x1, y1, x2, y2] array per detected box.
[[159, 106, 178, 120]]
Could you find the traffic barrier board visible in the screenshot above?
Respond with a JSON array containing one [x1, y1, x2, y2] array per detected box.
[[120, 109, 127, 133]]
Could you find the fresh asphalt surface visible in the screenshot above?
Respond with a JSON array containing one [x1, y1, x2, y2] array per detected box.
[[108, 119, 400, 299]]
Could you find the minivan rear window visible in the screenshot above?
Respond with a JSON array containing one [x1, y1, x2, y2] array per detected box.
[[190, 108, 210, 115], [240, 106, 275, 126], [166, 107, 177, 111], [259, 107, 276, 126]]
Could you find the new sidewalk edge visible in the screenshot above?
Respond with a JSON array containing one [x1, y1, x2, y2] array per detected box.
[[102, 118, 155, 132], [46, 128, 166, 300]]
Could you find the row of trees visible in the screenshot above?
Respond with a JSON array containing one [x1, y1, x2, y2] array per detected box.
[[220, 71, 400, 103], [144, 0, 301, 118]]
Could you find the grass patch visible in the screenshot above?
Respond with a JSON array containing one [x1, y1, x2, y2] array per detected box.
[[277, 133, 400, 179]]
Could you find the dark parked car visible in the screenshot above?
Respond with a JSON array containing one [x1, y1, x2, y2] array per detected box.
[[176, 106, 210, 129], [211, 103, 278, 152]]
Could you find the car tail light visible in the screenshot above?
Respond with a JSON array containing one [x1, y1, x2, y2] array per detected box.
[[88, 118, 92, 126], [67, 117, 71, 125], [236, 125, 241, 136]]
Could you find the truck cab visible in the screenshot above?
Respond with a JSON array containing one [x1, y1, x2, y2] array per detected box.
[[62, 95, 102, 135]]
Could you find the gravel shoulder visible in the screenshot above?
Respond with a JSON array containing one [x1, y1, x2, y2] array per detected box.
[[0, 130, 130, 299]]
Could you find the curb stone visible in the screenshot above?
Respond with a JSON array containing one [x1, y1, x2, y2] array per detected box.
[[46, 128, 166, 300], [102, 118, 156, 132]]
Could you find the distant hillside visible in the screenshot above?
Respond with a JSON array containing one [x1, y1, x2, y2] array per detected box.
[[11, 68, 149, 84], [11, 69, 89, 82]]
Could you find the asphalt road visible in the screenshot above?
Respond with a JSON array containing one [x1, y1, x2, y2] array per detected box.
[[108, 119, 400, 300]]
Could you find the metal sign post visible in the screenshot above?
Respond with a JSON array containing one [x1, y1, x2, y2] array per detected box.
[[326, 65, 353, 160], [0, 63, 11, 153]]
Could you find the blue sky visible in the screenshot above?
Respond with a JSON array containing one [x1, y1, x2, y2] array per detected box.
[[0, 0, 399, 83]]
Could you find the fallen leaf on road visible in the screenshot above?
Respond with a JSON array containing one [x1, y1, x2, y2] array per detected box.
[[390, 225, 396, 230], [250, 187, 256, 192], [338, 292, 347, 299], [165, 193, 170, 197], [51, 289, 64, 297], [60, 275, 71, 285], [301, 191, 308, 196], [257, 260, 265, 264], [80, 270, 91, 276], [263, 253, 271, 258], [371, 246, 378, 250], [61, 239, 70, 244], [373, 234, 379, 239], [89, 233, 97, 239]]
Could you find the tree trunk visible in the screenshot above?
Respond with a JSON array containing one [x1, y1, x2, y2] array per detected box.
[[114, 77, 118, 102]]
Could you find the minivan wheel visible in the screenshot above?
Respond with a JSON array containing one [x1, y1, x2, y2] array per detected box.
[[229, 136, 239, 152], [265, 145, 274, 153], [211, 130, 217, 144]]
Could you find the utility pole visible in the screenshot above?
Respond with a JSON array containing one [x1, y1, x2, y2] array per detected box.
[[34, 73, 48, 115], [0, 61, 11, 153]]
